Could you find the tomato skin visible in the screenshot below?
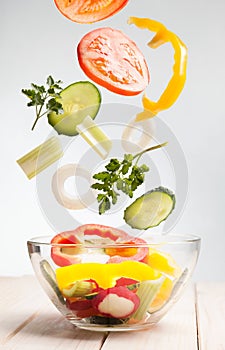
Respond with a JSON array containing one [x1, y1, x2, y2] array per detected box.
[[54, 0, 129, 24], [77, 27, 150, 96]]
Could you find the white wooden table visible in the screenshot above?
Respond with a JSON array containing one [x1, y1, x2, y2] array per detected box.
[[0, 276, 224, 349]]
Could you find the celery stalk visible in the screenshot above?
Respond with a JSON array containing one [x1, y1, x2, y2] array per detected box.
[[17, 136, 63, 179], [62, 280, 94, 298], [76, 116, 112, 159], [132, 277, 165, 321]]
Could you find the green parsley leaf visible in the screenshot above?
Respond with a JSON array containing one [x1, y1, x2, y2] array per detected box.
[[91, 142, 168, 215], [22, 75, 63, 130]]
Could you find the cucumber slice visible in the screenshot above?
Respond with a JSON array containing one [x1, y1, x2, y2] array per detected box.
[[48, 81, 101, 136], [40, 260, 65, 305], [124, 187, 175, 230]]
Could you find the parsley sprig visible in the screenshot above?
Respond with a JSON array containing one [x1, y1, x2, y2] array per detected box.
[[91, 142, 168, 214], [22, 76, 63, 130]]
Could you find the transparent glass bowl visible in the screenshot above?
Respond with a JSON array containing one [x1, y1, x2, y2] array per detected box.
[[27, 233, 200, 332]]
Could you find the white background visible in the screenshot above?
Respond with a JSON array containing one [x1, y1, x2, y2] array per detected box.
[[1, 0, 225, 280]]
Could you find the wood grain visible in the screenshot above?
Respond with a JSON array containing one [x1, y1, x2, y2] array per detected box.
[[196, 282, 225, 350], [102, 285, 198, 350], [1, 277, 225, 349], [0, 276, 105, 349]]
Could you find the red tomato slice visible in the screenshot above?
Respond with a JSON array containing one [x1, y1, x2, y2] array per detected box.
[[77, 27, 150, 96], [54, 0, 129, 23]]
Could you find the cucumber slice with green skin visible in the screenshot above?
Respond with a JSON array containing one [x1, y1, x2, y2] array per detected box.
[[124, 187, 176, 230], [48, 81, 101, 136], [40, 260, 65, 305]]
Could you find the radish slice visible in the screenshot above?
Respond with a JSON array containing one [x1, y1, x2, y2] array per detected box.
[[52, 163, 95, 210], [121, 118, 155, 153]]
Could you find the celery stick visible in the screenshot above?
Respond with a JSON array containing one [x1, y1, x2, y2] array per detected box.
[[132, 277, 165, 321], [17, 137, 63, 179], [62, 280, 94, 298], [76, 116, 112, 159]]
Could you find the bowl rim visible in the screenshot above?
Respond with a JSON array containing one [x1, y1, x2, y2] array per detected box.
[[27, 233, 201, 248]]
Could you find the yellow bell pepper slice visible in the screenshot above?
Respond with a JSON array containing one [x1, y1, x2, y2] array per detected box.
[[56, 261, 161, 290], [147, 248, 182, 278], [149, 277, 173, 312], [128, 17, 188, 121]]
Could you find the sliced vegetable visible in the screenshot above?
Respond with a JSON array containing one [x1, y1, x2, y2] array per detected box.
[[66, 298, 98, 318], [48, 81, 101, 136], [121, 118, 155, 153], [51, 224, 131, 267], [51, 163, 95, 210], [62, 280, 95, 298], [51, 229, 86, 267], [106, 237, 149, 263], [148, 277, 173, 313], [115, 277, 138, 288], [92, 286, 140, 319], [124, 186, 176, 230], [17, 137, 63, 180], [147, 248, 181, 278], [40, 259, 65, 305], [127, 17, 188, 121], [54, 0, 129, 24], [70, 224, 130, 242], [76, 116, 112, 159], [131, 277, 165, 321], [56, 261, 161, 290], [77, 27, 150, 96], [66, 298, 92, 311], [91, 142, 167, 215]]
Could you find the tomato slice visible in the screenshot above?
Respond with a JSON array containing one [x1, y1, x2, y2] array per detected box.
[[77, 27, 150, 96], [54, 0, 129, 23]]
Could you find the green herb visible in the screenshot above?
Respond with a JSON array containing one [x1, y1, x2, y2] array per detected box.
[[91, 142, 168, 215], [22, 75, 63, 130]]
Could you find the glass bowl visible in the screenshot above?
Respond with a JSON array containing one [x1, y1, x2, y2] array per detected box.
[[27, 232, 200, 332]]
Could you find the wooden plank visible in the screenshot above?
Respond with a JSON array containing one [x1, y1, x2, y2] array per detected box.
[[0, 276, 49, 344], [196, 282, 225, 350], [2, 304, 106, 350], [0, 276, 105, 350], [102, 284, 198, 350]]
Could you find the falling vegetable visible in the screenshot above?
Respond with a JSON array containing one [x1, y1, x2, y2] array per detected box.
[[22, 78, 101, 136], [77, 27, 150, 96], [53, 0, 129, 24], [22, 76, 63, 131], [128, 17, 188, 121], [17, 137, 63, 180], [91, 142, 167, 214]]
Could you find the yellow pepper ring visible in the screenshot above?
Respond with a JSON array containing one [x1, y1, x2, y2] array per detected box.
[[56, 261, 162, 290], [128, 17, 188, 121]]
